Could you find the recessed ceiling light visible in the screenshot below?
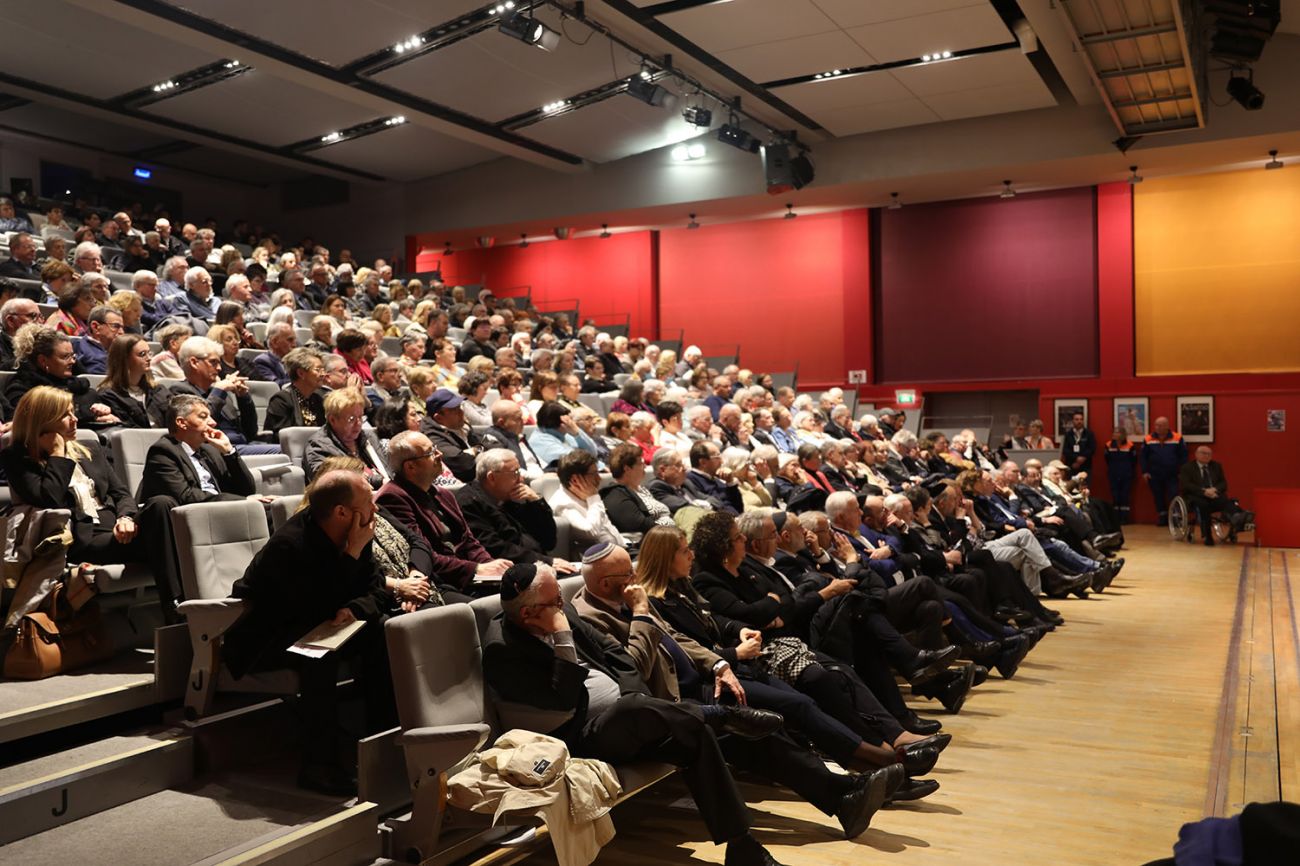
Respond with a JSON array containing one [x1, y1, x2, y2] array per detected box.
[[687, 213, 700, 229], [1000, 179, 1016, 199], [784, 203, 797, 220], [1127, 165, 1143, 184], [1266, 149, 1284, 170], [887, 192, 903, 210]]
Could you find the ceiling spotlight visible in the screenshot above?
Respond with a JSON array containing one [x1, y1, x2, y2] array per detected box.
[[384, 115, 406, 126], [320, 131, 342, 143], [492, 1, 516, 11], [498, 12, 560, 52], [541, 99, 569, 113], [941, 50, 952, 59], [671, 142, 706, 161], [224, 60, 240, 68], [717, 121, 760, 153], [519, 233, 530, 248], [627, 74, 675, 108], [639, 67, 653, 81], [1227, 71, 1265, 110], [687, 213, 700, 229], [1000, 180, 1016, 199], [600, 224, 611, 238], [1127, 165, 1143, 184], [682, 106, 712, 128], [922, 54, 932, 62], [784, 203, 797, 220], [393, 36, 423, 53], [887, 192, 903, 210], [1266, 149, 1284, 170]]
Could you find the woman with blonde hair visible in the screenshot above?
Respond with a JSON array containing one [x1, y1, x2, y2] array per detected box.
[[302, 386, 388, 489], [107, 291, 144, 335], [1, 385, 179, 617], [372, 303, 401, 338], [1024, 419, 1054, 450], [654, 349, 677, 381], [206, 323, 243, 377], [429, 338, 461, 389], [405, 365, 436, 404]]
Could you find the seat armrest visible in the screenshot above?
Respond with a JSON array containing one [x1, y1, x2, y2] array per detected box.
[[178, 597, 248, 639], [257, 464, 292, 479], [398, 723, 491, 749]]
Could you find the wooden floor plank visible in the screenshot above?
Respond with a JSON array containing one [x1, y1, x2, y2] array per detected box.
[[1274, 552, 1300, 804], [517, 526, 1262, 866]]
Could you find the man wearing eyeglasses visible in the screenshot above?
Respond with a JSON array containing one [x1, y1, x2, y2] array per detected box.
[[72, 305, 124, 374], [0, 297, 41, 369], [378, 430, 511, 600], [159, 335, 281, 455]]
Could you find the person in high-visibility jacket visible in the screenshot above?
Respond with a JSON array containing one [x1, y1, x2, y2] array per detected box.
[[1103, 427, 1138, 524], [1139, 417, 1187, 525]]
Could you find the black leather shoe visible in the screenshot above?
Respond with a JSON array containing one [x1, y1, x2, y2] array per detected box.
[[899, 712, 943, 735], [715, 706, 783, 740], [886, 777, 940, 803], [968, 663, 989, 687], [904, 732, 952, 753], [836, 765, 896, 838], [725, 834, 785, 866], [1090, 565, 1115, 593], [960, 640, 1001, 664], [1094, 532, 1124, 551], [1111, 557, 1126, 575], [1070, 576, 1092, 598], [899, 744, 940, 776], [914, 665, 975, 714], [1045, 573, 1090, 598], [298, 764, 357, 798], [995, 636, 1033, 680], [906, 645, 961, 685]]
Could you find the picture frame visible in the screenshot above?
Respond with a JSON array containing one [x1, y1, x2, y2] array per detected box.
[[1267, 409, 1286, 433], [1053, 399, 1088, 437], [1112, 397, 1149, 438], [1177, 395, 1215, 442]]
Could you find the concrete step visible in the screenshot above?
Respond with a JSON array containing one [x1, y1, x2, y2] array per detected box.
[[0, 729, 193, 844]]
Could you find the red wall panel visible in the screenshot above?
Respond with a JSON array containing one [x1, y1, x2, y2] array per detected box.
[[657, 210, 870, 384], [413, 232, 657, 337], [875, 187, 1099, 383], [1096, 182, 1135, 378]]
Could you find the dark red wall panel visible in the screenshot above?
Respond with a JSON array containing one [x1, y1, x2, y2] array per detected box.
[[875, 187, 1099, 383]]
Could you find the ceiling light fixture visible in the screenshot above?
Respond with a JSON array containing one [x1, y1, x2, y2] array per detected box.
[[224, 60, 240, 68], [541, 99, 569, 113], [384, 115, 407, 126], [600, 224, 611, 238], [687, 213, 700, 229], [320, 131, 342, 143], [443, 242, 453, 256], [671, 142, 706, 161], [1127, 165, 1143, 184], [151, 80, 176, 93], [1266, 149, 1284, 170], [498, 11, 560, 52], [393, 36, 423, 53], [717, 118, 760, 153], [1227, 70, 1265, 110], [1000, 180, 1016, 199], [784, 203, 797, 220], [682, 106, 712, 128], [627, 73, 675, 108], [519, 233, 530, 248], [887, 192, 903, 210], [813, 69, 844, 80]]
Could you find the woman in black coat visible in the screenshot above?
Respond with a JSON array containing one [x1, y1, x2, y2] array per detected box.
[[6, 327, 118, 428], [94, 333, 168, 428], [264, 348, 326, 436], [1, 385, 181, 618], [599, 443, 675, 534]]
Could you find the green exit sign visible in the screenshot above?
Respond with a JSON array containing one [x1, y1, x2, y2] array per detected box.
[[895, 390, 917, 405]]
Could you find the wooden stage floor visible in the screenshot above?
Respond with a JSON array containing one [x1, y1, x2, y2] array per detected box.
[[521, 526, 1298, 866]]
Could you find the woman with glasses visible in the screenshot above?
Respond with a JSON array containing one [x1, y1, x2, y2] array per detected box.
[[635, 524, 942, 786], [95, 334, 165, 428], [601, 442, 674, 534], [303, 387, 389, 489], [721, 447, 772, 511], [265, 348, 327, 435]]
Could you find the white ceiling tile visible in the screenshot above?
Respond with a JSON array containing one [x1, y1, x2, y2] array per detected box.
[[373, 10, 623, 123], [810, 0, 985, 29], [168, 0, 485, 67], [317, 123, 492, 180], [521, 97, 703, 164], [141, 69, 378, 147], [922, 79, 1056, 121], [717, 31, 877, 83], [0, 1, 225, 99], [771, 72, 914, 114], [661, 0, 839, 53], [815, 97, 942, 136], [845, 4, 1012, 64], [891, 50, 1038, 97]]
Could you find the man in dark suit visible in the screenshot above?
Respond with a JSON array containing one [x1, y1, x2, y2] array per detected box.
[[1178, 445, 1251, 545], [138, 393, 258, 503], [225, 471, 395, 795], [159, 335, 280, 455], [684, 441, 744, 514], [250, 322, 296, 386], [377, 431, 510, 599], [479, 398, 545, 480], [454, 448, 577, 573], [179, 266, 217, 322], [648, 447, 713, 515], [1060, 412, 1096, 479], [456, 317, 495, 363], [0, 232, 40, 279], [483, 562, 789, 866], [420, 389, 484, 483]]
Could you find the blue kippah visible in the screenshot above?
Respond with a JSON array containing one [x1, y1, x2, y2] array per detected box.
[[582, 542, 616, 564]]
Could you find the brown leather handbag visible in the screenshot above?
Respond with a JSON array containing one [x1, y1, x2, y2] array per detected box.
[[3, 610, 63, 679], [4, 585, 114, 680]]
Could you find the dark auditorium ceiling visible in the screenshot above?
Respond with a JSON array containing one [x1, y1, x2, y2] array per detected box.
[[0, 0, 1297, 187]]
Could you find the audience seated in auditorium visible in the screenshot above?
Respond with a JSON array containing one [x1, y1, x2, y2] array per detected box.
[[138, 393, 257, 503], [1179, 445, 1252, 546], [166, 336, 276, 455], [0, 297, 41, 369], [454, 449, 575, 573], [304, 387, 388, 489], [528, 400, 598, 472], [419, 388, 483, 483], [479, 398, 545, 480], [547, 450, 626, 556]]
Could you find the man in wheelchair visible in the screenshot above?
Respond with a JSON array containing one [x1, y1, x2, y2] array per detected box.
[[1177, 445, 1253, 546]]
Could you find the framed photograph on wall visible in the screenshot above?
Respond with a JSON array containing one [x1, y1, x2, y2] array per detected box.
[[1054, 399, 1088, 436], [1113, 397, 1149, 438], [1177, 395, 1214, 442]]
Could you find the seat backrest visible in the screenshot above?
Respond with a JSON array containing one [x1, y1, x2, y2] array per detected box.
[[278, 426, 318, 464], [269, 494, 302, 530], [380, 337, 402, 357], [551, 514, 571, 558], [577, 393, 604, 415], [245, 380, 281, 430], [529, 473, 562, 501], [255, 465, 305, 497], [386, 604, 486, 732], [236, 348, 262, 364], [170, 500, 271, 600], [293, 309, 316, 328], [107, 427, 167, 494], [294, 327, 311, 345], [82, 373, 105, 390]]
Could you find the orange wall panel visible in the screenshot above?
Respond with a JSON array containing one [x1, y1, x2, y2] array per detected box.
[[1135, 169, 1300, 375]]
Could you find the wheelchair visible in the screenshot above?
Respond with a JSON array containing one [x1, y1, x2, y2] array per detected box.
[[1167, 495, 1253, 543]]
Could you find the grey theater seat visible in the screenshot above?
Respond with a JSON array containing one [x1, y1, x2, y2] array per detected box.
[[245, 380, 281, 433], [387, 577, 671, 862], [171, 499, 295, 719], [269, 494, 301, 531], [32, 509, 155, 595], [279, 426, 318, 466]]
